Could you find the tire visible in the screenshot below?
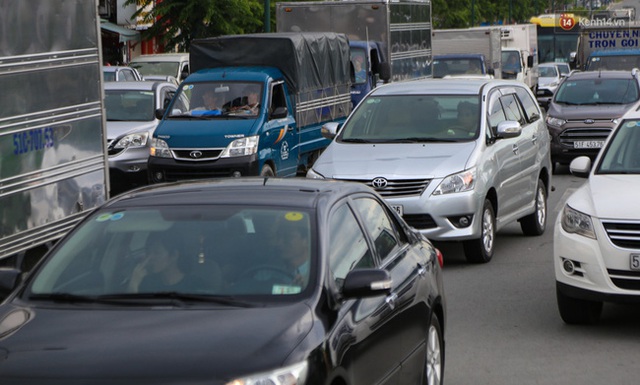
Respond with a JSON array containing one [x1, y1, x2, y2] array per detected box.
[[424, 315, 444, 385], [520, 179, 547, 236], [556, 286, 602, 325], [259, 164, 275, 177], [463, 199, 495, 263]]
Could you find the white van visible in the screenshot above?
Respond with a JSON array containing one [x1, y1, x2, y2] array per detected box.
[[129, 53, 189, 83]]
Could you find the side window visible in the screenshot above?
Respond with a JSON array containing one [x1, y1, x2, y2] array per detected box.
[[487, 91, 506, 134], [352, 197, 402, 261], [161, 87, 175, 109], [500, 94, 525, 125], [328, 203, 375, 288], [269, 82, 287, 119], [514, 87, 541, 123]]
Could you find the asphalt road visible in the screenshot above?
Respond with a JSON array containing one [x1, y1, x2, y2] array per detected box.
[[436, 166, 640, 385]]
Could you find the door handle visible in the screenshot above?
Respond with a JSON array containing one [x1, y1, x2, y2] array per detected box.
[[532, 134, 538, 144], [512, 144, 519, 155]]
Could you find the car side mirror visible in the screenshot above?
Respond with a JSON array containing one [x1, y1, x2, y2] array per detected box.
[[321, 122, 340, 140], [0, 268, 22, 296], [569, 156, 591, 178], [342, 268, 392, 299], [496, 120, 522, 138]]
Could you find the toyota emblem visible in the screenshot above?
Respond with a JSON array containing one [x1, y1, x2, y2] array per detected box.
[[189, 151, 203, 159], [584, 119, 595, 124], [372, 177, 388, 189]]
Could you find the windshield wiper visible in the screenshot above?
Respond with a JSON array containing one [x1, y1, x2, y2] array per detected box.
[[29, 292, 255, 307], [387, 137, 458, 143], [340, 138, 371, 143]]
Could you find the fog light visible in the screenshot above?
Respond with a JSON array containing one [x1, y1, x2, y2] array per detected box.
[[562, 258, 575, 274], [128, 165, 141, 172], [154, 172, 164, 181], [448, 215, 473, 228], [232, 171, 242, 177], [459, 216, 470, 227]]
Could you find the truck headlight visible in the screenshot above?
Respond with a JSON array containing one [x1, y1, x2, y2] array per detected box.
[[114, 132, 149, 149], [225, 361, 308, 385], [560, 204, 596, 239], [433, 168, 475, 195], [149, 138, 172, 158], [220, 136, 259, 158], [546, 116, 566, 127]]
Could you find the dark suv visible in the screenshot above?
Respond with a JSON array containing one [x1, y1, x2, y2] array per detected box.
[[545, 70, 640, 169]]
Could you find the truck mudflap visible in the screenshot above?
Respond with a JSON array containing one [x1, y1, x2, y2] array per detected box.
[[148, 155, 260, 183]]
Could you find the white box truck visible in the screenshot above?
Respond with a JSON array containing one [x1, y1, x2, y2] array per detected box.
[[500, 24, 539, 90], [0, 0, 109, 270], [432, 27, 502, 78]]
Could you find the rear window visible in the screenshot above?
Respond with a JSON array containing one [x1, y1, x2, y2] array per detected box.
[[554, 77, 639, 105]]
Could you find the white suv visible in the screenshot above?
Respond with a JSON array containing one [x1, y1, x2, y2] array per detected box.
[[554, 102, 640, 324], [307, 78, 553, 263]]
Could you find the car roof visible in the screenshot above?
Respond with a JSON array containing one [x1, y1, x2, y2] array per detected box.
[[103, 66, 136, 72], [106, 178, 375, 210], [130, 53, 189, 62], [565, 70, 638, 80], [369, 78, 523, 96], [104, 80, 176, 91]]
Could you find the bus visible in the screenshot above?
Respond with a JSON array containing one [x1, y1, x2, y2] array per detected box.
[[530, 13, 582, 64]]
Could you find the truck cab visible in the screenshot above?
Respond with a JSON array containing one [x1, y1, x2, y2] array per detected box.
[[433, 54, 494, 78], [350, 40, 390, 107]]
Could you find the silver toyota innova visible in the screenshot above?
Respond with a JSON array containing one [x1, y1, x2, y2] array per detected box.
[[307, 78, 552, 263]]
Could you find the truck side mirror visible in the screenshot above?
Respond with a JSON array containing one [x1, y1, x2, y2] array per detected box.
[[487, 68, 495, 76], [270, 106, 288, 119], [378, 62, 391, 82], [155, 108, 166, 120], [527, 55, 534, 68]]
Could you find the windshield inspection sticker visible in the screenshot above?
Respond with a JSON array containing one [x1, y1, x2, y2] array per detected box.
[[96, 213, 125, 222], [285, 212, 304, 221]]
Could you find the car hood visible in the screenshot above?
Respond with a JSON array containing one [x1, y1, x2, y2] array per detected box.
[[154, 119, 259, 148], [107, 120, 158, 141], [567, 174, 640, 219], [0, 302, 313, 381], [538, 77, 559, 87], [313, 141, 476, 178], [548, 103, 632, 120]]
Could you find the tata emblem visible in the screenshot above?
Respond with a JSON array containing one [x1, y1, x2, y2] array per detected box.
[[584, 119, 595, 124], [372, 177, 388, 189], [189, 150, 203, 159]]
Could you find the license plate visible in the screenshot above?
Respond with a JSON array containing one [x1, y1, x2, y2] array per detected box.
[[573, 140, 604, 149], [391, 205, 403, 216], [630, 254, 640, 270]]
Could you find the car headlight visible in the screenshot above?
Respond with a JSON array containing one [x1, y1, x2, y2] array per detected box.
[[546, 116, 566, 127], [220, 136, 259, 158], [548, 81, 558, 87], [225, 361, 308, 385], [149, 138, 172, 158], [560, 204, 596, 239], [306, 168, 325, 179], [114, 132, 149, 149], [432, 168, 475, 195]]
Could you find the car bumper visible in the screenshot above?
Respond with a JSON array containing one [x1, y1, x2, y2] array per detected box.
[[148, 154, 260, 183], [546, 124, 613, 165], [554, 214, 640, 302]]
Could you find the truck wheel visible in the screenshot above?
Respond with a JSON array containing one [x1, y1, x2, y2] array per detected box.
[[519, 179, 547, 236], [260, 164, 275, 177], [463, 199, 495, 263]]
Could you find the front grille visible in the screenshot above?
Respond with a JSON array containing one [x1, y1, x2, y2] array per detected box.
[[338, 178, 430, 198], [608, 269, 640, 290], [559, 127, 612, 147], [603, 221, 640, 249], [173, 149, 224, 161], [403, 214, 437, 229]]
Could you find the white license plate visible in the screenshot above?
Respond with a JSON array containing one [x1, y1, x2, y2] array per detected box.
[[630, 254, 640, 270], [573, 140, 604, 149], [391, 205, 403, 216]]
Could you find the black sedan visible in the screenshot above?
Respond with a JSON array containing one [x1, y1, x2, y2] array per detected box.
[[0, 177, 446, 385]]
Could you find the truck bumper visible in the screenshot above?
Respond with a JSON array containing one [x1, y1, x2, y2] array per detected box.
[[148, 155, 260, 183]]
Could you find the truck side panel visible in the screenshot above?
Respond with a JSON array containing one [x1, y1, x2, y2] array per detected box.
[[0, 0, 108, 261]]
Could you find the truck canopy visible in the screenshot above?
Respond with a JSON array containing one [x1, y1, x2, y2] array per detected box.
[[190, 32, 351, 94]]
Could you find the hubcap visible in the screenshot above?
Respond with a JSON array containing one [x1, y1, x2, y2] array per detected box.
[[426, 324, 442, 385], [536, 187, 546, 226], [482, 208, 494, 253]]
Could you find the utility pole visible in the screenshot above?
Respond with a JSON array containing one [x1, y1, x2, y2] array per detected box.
[[264, 0, 271, 32]]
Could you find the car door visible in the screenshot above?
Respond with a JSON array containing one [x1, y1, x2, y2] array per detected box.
[[485, 89, 524, 222], [263, 80, 299, 177], [326, 200, 401, 385], [350, 195, 433, 383]]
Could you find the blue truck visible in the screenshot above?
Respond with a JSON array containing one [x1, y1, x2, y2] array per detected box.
[[276, 0, 433, 107], [148, 32, 352, 181], [574, 23, 640, 71]]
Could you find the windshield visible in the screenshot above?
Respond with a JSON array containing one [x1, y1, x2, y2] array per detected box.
[[554, 78, 640, 105], [586, 55, 640, 71], [105, 90, 155, 121], [166, 81, 263, 119], [539, 66, 559, 78], [130, 61, 179, 77], [433, 58, 483, 78], [26, 206, 315, 300], [597, 119, 640, 174], [338, 94, 480, 142]]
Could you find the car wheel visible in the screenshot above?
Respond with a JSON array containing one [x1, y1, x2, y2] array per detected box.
[[520, 179, 547, 236], [463, 199, 495, 263], [424, 315, 444, 385], [556, 286, 602, 325], [260, 164, 275, 177]]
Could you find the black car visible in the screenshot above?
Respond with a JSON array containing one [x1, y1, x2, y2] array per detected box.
[[0, 178, 446, 384], [545, 70, 640, 170]]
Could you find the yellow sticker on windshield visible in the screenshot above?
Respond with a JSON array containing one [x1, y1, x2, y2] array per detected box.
[[285, 212, 304, 221]]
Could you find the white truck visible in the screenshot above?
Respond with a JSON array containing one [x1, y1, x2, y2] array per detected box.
[[0, 0, 109, 270], [432, 27, 502, 79], [500, 24, 539, 91], [276, 0, 433, 106]]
